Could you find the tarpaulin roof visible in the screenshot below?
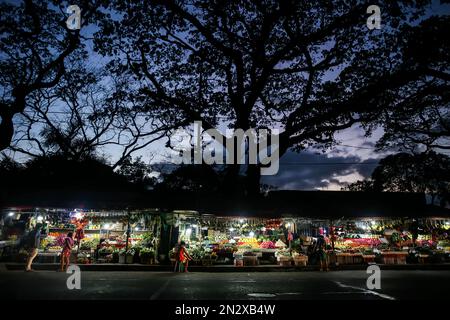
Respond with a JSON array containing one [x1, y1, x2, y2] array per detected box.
[[2, 188, 445, 218]]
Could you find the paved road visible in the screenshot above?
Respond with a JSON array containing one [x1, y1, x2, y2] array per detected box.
[[1, 270, 449, 300]]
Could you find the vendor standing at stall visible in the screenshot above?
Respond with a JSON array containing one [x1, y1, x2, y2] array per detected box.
[[315, 235, 329, 272]]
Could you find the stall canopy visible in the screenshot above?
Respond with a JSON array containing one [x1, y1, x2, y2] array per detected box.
[[2, 187, 444, 218], [152, 190, 430, 218]]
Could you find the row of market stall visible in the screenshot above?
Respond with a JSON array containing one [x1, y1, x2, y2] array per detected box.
[[1, 208, 449, 267]]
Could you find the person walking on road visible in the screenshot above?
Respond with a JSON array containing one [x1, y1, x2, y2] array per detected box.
[[25, 222, 44, 272]]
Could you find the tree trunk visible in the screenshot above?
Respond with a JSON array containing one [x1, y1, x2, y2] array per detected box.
[[0, 111, 14, 151], [245, 164, 261, 197], [221, 164, 243, 195]]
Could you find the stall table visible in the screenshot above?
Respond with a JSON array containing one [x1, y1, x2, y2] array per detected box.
[[381, 251, 408, 264], [336, 253, 364, 265], [37, 252, 60, 263], [243, 255, 258, 266], [0, 240, 18, 258], [362, 255, 376, 264]]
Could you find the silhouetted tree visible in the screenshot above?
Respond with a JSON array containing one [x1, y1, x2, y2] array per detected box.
[[94, 0, 449, 195], [9, 64, 171, 167], [155, 164, 222, 192], [343, 152, 450, 206], [375, 17, 450, 152], [342, 179, 375, 192], [116, 156, 156, 188], [0, 155, 23, 186], [0, 0, 105, 151], [5, 154, 135, 191]]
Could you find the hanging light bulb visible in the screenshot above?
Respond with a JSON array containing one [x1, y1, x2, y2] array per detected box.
[[74, 212, 83, 220]]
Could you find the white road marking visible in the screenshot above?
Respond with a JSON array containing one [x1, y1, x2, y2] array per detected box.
[[96, 279, 141, 281], [274, 292, 302, 295], [333, 281, 396, 300], [247, 293, 276, 298], [248, 292, 302, 297], [150, 279, 172, 300]]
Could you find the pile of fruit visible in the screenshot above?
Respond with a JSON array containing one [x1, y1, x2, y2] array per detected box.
[[238, 237, 259, 248], [47, 246, 62, 252], [342, 238, 381, 247], [259, 241, 275, 249], [80, 239, 99, 250], [437, 240, 450, 252], [48, 232, 63, 238], [275, 239, 287, 248]]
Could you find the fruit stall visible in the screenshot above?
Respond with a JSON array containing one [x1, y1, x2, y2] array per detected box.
[[2, 208, 450, 267], [172, 212, 450, 267], [4, 209, 161, 265], [171, 214, 313, 266], [327, 217, 450, 265]]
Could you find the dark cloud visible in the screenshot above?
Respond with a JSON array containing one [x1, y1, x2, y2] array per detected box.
[[151, 150, 380, 190], [262, 151, 379, 190]]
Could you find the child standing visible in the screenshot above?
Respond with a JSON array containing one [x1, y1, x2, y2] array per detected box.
[[60, 232, 74, 272], [177, 241, 192, 272]]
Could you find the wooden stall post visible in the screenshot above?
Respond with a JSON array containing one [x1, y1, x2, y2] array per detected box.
[[125, 211, 131, 264], [330, 219, 335, 252]]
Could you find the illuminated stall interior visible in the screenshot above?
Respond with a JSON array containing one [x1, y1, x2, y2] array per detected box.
[[1, 191, 450, 267]]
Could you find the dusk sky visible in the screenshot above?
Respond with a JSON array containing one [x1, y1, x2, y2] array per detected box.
[[4, 0, 450, 190]]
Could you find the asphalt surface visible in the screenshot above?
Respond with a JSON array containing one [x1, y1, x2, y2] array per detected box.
[[1, 270, 449, 300]]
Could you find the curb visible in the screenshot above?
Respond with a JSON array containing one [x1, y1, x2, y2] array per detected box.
[[4, 263, 450, 272]]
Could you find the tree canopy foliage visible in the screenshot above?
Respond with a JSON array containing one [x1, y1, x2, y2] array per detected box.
[[344, 151, 450, 206], [1, 1, 449, 195]]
